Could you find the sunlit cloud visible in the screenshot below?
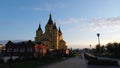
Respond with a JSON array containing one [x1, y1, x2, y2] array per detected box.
[[58, 18, 86, 24], [88, 17, 120, 29], [59, 17, 120, 32]]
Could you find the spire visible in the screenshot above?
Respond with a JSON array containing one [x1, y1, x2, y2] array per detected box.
[[53, 22, 57, 29], [47, 13, 53, 25], [59, 27, 62, 33], [37, 24, 42, 30], [50, 13, 52, 20]]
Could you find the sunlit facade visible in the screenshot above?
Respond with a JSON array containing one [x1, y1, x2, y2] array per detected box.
[[35, 14, 67, 50]]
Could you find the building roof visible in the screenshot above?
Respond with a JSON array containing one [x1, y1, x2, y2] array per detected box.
[[6, 40, 14, 45], [47, 13, 53, 25], [59, 27, 62, 33], [53, 22, 57, 29], [6, 40, 34, 46], [37, 24, 42, 30]]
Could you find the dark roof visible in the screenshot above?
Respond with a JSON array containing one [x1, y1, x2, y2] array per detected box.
[[53, 23, 57, 29], [9, 40, 34, 46], [37, 24, 42, 31], [47, 13, 53, 25], [59, 27, 62, 33], [6, 40, 14, 45]]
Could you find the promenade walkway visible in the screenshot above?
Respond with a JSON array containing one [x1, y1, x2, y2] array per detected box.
[[97, 57, 120, 65], [38, 53, 120, 68], [38, 56, 87, 68]]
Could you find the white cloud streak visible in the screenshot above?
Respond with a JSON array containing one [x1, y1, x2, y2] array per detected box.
[[59, 17, 120, 32], [0, 21, 20, 26], [32, 3, 52, 11], [21, 2, 65, 11], [59, 18, 86, 24]]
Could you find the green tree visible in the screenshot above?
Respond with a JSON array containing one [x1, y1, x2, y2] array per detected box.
[[106, 42, 120, 58], [95, 44, 101, 53], [101, 45, 105, 54]]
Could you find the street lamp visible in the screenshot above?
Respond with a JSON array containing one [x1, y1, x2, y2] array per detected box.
[[89, 44, 91, 49], [89, 44, 92, 53], [97, 33, 101, 55], [97, 33, 100, 46]]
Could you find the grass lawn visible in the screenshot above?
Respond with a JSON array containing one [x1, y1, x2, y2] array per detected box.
[[0, 56, 65, 68]]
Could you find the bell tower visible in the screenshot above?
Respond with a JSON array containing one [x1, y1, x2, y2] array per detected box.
[[35, 24, 43, 41], [52, 23, 59, 49]]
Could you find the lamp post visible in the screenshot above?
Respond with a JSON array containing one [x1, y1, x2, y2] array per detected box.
[[8, 49, 12, 68], [97, 33, 101, 55], [89, 44, 92, 53], [89, 44, 91, 49], [97, 33, 100, 46]]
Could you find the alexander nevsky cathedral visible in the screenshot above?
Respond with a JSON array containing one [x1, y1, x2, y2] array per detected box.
[[35, 14, 67, 50]]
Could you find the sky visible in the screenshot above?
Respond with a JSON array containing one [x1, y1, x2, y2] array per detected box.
[[0, 0, 120, 49]]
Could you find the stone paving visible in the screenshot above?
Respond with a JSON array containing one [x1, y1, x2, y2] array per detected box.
[[38, 53, 120, 68], [38, 57, 87, 68]]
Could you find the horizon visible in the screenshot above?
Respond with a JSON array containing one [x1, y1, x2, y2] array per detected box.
[[0, 0, 120, 49]]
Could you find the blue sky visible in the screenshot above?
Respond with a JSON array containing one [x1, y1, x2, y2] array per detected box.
[[0, 0, 120, 48]]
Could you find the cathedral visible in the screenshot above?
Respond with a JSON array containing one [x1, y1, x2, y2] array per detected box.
[[35, 14, 67, 50]]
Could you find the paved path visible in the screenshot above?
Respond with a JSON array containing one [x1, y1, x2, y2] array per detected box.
[[97, 57, 120, 66], [87, 65, 120, 68], [38, 53, 120, 68], [38, 56, 87, 68]]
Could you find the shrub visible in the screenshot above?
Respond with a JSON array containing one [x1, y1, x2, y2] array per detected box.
[[14, 58, 21, 62], [7, 59, 14, 63], [88, 59, 119, 66], [0, 59, 4, 63], [84, 53, 97, 60]]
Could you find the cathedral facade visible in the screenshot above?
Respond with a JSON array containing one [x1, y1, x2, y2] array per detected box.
[[35, 14, 67, 50]]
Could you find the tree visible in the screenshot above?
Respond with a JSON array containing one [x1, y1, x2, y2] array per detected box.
[[106, 42, 120, 58], [95, 44, 101, 53], [101, 45, 105, 54]]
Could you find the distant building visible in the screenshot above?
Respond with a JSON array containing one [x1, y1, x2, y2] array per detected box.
[[5, 40, 48, 58], [35, 13, 67, 50], [0, 44, 3, 53], [34, 42, 48, 58], [5, 13, 67, 58]]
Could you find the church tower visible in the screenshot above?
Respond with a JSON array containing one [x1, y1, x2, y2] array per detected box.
[[58, 27, 63, 40], [45, 13, 54, 35], [52, 23, 59, 49], [35, 24, 43, 41], [35, 13, 67, 50]]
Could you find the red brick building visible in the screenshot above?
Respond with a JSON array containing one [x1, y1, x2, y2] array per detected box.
[[34, 42, 48, 58], [5, 40, 48, 58]]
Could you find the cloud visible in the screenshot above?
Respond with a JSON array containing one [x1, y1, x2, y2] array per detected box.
[[58, 18, 86, 24], [32, 3, 52, 11], [86, 17, 120, 31], [0, 21, 20, 26], [21, 3, 52, 11], [21, 2, 65, 11], [59, 17, 120, 32]]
